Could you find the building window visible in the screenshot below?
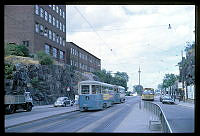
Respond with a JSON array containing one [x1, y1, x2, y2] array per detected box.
[[60, 51, 64, 59], [45, 44, 50, 54], [53, 17, 55, 26], [53, 5, 55, 10], [56, 20, 59, 28], [63, 24, 65, 32], [53, 47, 57, 58], [60, 9, 62, 16], [44, 10, 48, 21], [35, 23, 39, 33], [60, 22, 62, 30], [40, 24, 44, 35], [63, 11, 65, 19], [49, 30, 52, 40], [63, 38, 65, 46], [35, 5, 39, 15], [56, 6, 59, 13], [56, 35, 59, 44], [70, 60, 73, 65], [44, 27, 48, 37], [60, 37, 62, 45], [48, 14, 52, 24], [53, 32, 55, 41], [22, 41, 29, 47], [40, 8, 44, 18]]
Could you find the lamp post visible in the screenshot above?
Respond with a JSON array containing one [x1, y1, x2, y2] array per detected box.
[[138, 66, 141, 86]]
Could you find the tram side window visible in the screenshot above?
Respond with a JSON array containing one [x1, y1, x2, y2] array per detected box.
[[92, 85, 101, 94], [81, 85, 89, 94], [102, 86, 107, 94]]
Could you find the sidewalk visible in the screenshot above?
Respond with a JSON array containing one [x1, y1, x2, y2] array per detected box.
[[5, 105, 79, 129], [32, 104, 54, 109], [114, 103, 162, 133], [174, 99, 194, 108]]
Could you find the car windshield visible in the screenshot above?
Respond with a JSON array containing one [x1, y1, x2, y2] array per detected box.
[[57, 97, 67, 101], [164, 96, 171, 99]]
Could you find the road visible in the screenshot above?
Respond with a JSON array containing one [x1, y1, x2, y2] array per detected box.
[[5, 96, 141, 132], [153, 96, 194, 133]]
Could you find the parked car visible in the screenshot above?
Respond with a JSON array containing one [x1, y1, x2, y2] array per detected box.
[[162, 96, 175, 104], [160, 95, 165, 102], [54, 97, 73, 107]]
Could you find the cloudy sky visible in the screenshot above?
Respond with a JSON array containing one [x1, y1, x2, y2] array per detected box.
[[66, 5, 195, 91]]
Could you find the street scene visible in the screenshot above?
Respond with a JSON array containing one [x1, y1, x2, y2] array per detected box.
[[4, 5, 195, 133]]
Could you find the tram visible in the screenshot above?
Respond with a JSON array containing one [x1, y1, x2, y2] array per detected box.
[[113, 85, 126, 103], [78, 80, 125, 111], [141, 88, 154, 101]]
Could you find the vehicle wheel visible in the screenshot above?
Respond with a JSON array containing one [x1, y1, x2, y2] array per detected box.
[[26, 103, 32, 112], [8, 104, 15, 114], [103, 103, 107, 109]]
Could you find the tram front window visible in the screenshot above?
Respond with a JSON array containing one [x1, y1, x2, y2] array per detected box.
[[81, 85, 89, 94]]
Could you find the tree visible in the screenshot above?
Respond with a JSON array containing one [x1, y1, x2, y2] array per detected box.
[[133, 85, 143, 96], [162, 73, 178, 95], [5, 43, 30, 57], [93, 69, 129, 91], [36, 51, 54, 65]]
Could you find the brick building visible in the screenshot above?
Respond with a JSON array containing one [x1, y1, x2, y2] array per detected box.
[[67, 42, 101, 73], [5, 5, 66, 63], [4, 5, 101, 73]]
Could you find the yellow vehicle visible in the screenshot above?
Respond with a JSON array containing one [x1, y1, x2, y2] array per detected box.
[[141, 88, 154, 101]]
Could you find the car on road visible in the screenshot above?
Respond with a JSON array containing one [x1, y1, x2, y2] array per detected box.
[[162, 95, 175, 104], [54, 97, 73, 107]]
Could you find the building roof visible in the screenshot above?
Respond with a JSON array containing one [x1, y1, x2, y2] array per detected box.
[[67, 42, 101, 61]]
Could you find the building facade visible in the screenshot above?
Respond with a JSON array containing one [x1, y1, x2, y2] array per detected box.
[[67, 42, 101, 73], [5, 5, 66, 63], [4, 5, 101, 73]]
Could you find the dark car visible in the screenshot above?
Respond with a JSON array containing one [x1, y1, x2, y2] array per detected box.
[[54, 97, 73, 107], [162, 96, 175, 104]]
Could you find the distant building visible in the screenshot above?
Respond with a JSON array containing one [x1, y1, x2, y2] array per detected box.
[[67, 42, 101, 73]]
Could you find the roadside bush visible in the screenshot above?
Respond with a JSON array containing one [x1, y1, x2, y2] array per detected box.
[[36, 51, 54, 65], [5, 43, 29, 57]]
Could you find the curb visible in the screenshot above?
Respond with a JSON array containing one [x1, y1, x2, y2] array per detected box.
[[5, 108, 79, 129]]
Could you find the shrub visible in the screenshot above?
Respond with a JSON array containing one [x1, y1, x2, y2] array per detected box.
[[36, 51, 53, 65], [31, 77, 40, 88], [4, 43, 29, 57], [5, 63, 15, 79]]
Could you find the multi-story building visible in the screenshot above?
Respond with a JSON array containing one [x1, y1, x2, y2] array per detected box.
[[4, 5, 101, 72], [5, 5, 66, 63], [67, 42, 101, 73]]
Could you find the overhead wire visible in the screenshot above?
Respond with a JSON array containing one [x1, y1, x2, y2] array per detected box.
[[73, 6, 117, 58]]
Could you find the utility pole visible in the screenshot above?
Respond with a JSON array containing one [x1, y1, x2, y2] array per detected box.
[[181, 50, 185, 102], [138, 66, 141, 86]]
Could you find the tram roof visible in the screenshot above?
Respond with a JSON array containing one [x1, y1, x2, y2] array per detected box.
[[79, 80, 114, 87]]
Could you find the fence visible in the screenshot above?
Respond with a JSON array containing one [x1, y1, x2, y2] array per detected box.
[[142, 100, 172, 133]]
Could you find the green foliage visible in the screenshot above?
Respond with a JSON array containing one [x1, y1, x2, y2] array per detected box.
[[93, 69, 129, 91], [31, 77, 40, 88], [5, 63, 15, 79], [36, 51, 53, 65], [5, 43, 29, 57], [133, 85, 143, 96], [184, 41, 195, 52], [162, 73, 178, 89]]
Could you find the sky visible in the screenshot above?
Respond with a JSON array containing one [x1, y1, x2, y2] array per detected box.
[[66, 5, 195, 91]]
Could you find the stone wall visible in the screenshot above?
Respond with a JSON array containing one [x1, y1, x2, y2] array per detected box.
[[4, 58, 99, 106]]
